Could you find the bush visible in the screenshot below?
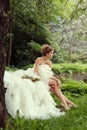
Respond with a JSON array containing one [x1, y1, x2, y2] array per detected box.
[[62, 78, 87, 95], [52, 63, 87, 74]]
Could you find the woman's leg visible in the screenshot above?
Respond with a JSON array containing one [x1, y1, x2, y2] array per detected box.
[[49, 78, 77, 108], [50, 77, 61, 88], [63, 95, 77, 107], [52, 77, 77, 107], [49, 79, 70, 110]]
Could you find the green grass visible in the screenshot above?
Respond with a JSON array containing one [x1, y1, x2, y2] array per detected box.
[[4, 94, 87, 130]]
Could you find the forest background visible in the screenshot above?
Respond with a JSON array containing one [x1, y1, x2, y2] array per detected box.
[[6, 0, 87, 68]]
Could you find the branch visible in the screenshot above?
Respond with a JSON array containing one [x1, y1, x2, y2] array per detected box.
[[68, 0, 84, 23], [64, 0, 70, 6], [78, 6, 87, 11]]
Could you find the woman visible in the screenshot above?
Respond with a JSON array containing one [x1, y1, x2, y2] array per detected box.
[[4, 44, 76, 120], [4, 46, 65, 120], [34, 44, 76, 110]]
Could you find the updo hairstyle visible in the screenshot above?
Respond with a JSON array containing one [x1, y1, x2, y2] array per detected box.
[[41, 44, 54, 56]]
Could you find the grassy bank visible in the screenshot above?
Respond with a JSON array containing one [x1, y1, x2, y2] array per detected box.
[[4, 94, 87, 130]]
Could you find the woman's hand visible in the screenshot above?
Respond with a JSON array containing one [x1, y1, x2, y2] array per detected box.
[[50, 76, 61, 88]]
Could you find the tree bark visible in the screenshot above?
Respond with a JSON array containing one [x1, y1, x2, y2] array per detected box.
[[7, 15, 13, 66], [0, 0, 9, 128]]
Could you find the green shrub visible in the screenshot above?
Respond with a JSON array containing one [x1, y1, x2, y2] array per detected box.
[[62, 78, 87, 95], [52, 63, 87, 74]]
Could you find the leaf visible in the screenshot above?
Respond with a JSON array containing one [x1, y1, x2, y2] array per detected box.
[[21, 74, 40, 82]]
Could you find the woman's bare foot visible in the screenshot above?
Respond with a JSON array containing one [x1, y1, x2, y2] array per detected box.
[[68, 102, 77, 108], [61, 103, 70, 110]]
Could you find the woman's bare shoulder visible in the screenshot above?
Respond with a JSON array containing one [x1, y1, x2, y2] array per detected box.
[[35, 57, 42, 61], [35, 57, 42, 64]]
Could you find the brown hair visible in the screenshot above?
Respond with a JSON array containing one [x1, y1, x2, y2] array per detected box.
[[41, 44, 54, 56]]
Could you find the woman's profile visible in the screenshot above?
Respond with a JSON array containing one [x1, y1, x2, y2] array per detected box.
[[4, 44, 77, 119]]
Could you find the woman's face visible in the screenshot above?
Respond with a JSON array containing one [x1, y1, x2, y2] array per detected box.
[[46, 51, 54, 59]]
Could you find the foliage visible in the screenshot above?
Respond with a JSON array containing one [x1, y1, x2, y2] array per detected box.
[[52, 49, 69, 63], [62, 78, 87, 95], [10, 40, 42, 67], [9, 21, 56, 67], [5, 66, 18, 71], [6, 0, 86, 67], [52, 63, 87, 74], [7, 0, 59, 67]]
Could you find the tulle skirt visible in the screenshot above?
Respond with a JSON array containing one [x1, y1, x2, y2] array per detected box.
[[4, 67, 65, 119]]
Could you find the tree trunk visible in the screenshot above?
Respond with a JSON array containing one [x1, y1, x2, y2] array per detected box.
[[7, 16, 13, 66], [7, 33, 12, 66], [0, 0, 9, 128]]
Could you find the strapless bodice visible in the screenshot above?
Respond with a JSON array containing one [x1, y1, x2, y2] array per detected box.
[[38, 64, 53, 82]]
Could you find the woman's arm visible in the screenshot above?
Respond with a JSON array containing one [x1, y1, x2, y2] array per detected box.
[[34, 58, 41, 76]]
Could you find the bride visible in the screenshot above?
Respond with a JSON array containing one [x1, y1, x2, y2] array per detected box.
[[4, 44, 76, 119]]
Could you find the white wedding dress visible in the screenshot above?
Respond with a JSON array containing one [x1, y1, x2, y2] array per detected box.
[[4, 64, 65, 119]]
